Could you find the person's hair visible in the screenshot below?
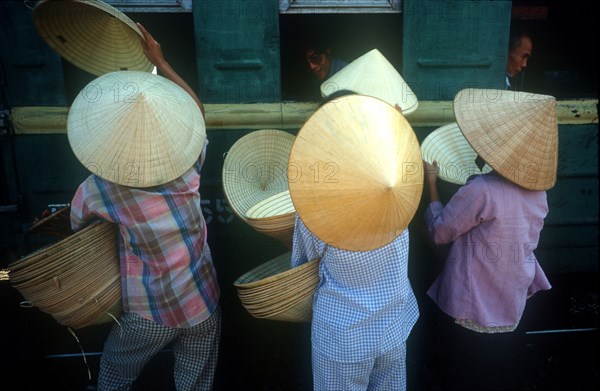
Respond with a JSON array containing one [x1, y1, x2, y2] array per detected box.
[[508, 22, 531, 51], [302, 23, 332, 55]]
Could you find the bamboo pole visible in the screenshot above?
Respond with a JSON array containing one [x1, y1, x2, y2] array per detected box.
[[11, 99, 598, 134]]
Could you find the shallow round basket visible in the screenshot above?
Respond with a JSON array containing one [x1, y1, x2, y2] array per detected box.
[[222, 129, 295, 223], [421, 122, 492, 185], [234, 252, 319, 323], [8, 220, 122, 329]]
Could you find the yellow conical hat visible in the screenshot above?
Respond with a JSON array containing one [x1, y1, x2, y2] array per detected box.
[[288, 95, 423, 251], [320, 49, 418, 115]]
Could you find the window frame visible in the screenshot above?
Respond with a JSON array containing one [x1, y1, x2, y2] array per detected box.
[[105, 0, 192, 13], [279, 0, 401, 14]]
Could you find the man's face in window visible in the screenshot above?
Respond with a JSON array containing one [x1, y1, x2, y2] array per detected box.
[[306, 48, 332, 81], [507, 35, 532, 77]]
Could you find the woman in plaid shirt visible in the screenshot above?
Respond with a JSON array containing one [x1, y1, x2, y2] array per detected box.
[[69, 24, 220, 391]]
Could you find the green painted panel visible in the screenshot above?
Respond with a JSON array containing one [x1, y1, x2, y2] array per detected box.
[[538, 225, 598, 273], [546, 177, 598, 226], [192, 0, 282, 103], [402, 0, 512, 100], [536, 248, 599, 274], [13, 135, 87, 218], [0, 2, 67, 106], [557, 124, 598, 177]]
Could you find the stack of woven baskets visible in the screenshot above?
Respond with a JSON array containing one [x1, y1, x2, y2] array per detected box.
[[222, 129, 297, 248], [8, 208, 121, 330], [233, 252, 319, 322]]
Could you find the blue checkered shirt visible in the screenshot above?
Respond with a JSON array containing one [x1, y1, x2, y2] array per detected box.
[[291, 214, 419, 362]]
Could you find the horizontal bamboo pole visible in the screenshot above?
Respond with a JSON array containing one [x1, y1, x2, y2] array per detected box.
[[11, 99, 598, 134]]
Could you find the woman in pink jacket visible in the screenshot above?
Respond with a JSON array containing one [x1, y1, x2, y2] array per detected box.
[[422, 88, 558, 388]]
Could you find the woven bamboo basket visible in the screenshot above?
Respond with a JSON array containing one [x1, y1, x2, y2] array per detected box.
[[222, 129, 296, 247], [8, 220, 121, 329], [234, 252, 319, 322]]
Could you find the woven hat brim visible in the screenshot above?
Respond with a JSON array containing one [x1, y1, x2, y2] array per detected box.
[[222, 129, 296, 222], [8, 221, 122, 329], [244, 190, 295, 248], [33, 0, 153, 76], [288, 95, 423, 251], [27, 205, 72, 237], [453, 89, 558, 191], [68, 71, 206, 187], [421, 122, 492, 185], [234, 252, 318, 322], [234, 253, 319, 288], [320, 49, 418, 115], [245, 190, 294, 219]]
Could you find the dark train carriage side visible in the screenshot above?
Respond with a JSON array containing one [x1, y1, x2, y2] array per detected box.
[[0, 1, 597, 390]]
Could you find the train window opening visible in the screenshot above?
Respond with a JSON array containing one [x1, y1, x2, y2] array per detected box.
[[279, 12, 404, 102], [510, 1, 598, 98]]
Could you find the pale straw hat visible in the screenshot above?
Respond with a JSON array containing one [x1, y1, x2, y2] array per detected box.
[[222, 129, 295, 220], [320, 48, 418, 115], [8, 220, 121, 330], [453, 88, 558, 191], [421, 122, 493, 185], [234, 252, 319, 322], [33, 0, 153, 76], [288, 94, 423, 251], [67, 71, 206, 187], [245, 190, 295, 249]]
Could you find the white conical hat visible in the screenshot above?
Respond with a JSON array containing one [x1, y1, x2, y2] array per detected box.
[[67, 71, 206, 187], [288, 94, 423, 251], [33, 0, 153, 76], [320, 49, 418, 115], [453, 88, 558, 191], [421, 122, 493, 185]]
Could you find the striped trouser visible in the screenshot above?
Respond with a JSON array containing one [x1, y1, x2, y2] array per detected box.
[[98, 305, 221, 391]]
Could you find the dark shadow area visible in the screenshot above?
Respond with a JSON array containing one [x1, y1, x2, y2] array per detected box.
[[511, 1, 598, 98], [279, 13, 404, 102]]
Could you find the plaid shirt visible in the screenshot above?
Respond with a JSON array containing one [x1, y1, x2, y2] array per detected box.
[[70, 158, 220, 328], [291, 215, 419, 363]]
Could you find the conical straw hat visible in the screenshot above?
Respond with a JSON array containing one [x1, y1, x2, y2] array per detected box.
[[234, 252, 319, 322], [8, 220, 121, 329], [244, 190, 295, 249], [320, 49, 418, 115], [245, 190, 294, 219], [288, 95, 423, 251], [421, 122, 493, 185], [67, 71, 206, 187], [453, 88, 558, 191], [33, 0, 153, 76], [222, 129, 295, 222]]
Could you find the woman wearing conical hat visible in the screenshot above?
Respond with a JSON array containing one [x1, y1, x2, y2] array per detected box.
[[425, 88, 557, 331], [288, 91, 423, 391], [423, 88, 557, 384], [67, 22, 221, 390]]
